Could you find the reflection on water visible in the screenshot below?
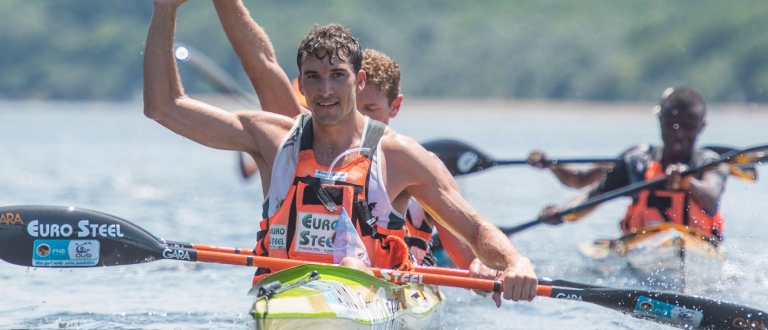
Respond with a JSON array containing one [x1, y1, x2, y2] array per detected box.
[[1, 99, 766, 329]]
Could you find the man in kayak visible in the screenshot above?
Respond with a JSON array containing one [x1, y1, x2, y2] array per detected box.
[[342, 49, 485, 276], [212, 2, 489, 283], [145, 0, 538, 303], [234, 48, 480, 270], [527, 87, 728, 238]]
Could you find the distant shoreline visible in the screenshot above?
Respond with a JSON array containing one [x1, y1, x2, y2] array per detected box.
[[0, 95, 764, 114]]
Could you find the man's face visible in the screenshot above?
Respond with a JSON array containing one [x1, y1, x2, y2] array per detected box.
[[659, 108, 705, 157], [356, 83, 401, 125], [299, 56, 363, 125]]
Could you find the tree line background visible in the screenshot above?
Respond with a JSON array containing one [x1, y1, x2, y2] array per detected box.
[[1, 0, 766, 104]]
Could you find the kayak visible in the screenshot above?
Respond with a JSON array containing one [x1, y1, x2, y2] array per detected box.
[[250, 264, 445, 329], [578, 223, 724, 292]]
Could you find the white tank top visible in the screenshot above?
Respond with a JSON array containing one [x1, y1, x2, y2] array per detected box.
[[406, 198, 428, 230]]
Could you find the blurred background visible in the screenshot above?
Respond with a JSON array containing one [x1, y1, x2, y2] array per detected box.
[[0, 0, 766, 104]]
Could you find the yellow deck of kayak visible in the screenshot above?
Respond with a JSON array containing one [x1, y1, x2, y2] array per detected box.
[[250, 264, 445, 330]]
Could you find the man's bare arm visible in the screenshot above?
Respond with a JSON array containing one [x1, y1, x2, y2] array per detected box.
[[687, 171, 725, 215], [144, 1, 297, 151], [213, 0, 307, 117], [144, 0, 295, 194], [424, 153, 476, 269], [145, 1, 256, 150], [527, 150, 608, 189], [392, 136, 537, 302], [670, 163, 727, 215], [549, 166, 608, 189]]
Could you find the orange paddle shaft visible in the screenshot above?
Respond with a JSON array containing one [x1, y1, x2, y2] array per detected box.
[[186, 243, 470, 277], [196, 249, 552, 295]]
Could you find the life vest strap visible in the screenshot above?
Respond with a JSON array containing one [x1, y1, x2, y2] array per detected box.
[[360, 119, 386, 159], [299, 115, 314, 151], [256, 229, 268, 255], [354, 199, 378, 238], [298, 176, 338, 212]]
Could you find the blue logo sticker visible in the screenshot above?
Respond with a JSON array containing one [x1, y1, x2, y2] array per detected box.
[[32, 240, 100, 267], [634, 296, 703, 328]]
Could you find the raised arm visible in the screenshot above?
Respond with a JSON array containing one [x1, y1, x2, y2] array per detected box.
[[144, 0, 290, 190], [393, 136, 537, 303], [212, 0, 307, 117]]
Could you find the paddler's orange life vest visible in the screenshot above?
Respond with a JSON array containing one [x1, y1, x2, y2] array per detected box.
[[620, 161, 724, 236], [404, 200, 437, 266], [254, 116, 412, 273]]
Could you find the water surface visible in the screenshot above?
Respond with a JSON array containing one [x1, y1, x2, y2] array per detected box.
[[1, 99, 766, 329]]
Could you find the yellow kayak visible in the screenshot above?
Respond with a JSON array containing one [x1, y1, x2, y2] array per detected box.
[[250, 264, 445, 329]]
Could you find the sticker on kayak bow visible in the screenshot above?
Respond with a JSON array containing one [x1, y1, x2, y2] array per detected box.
[[633, 296, 703, 328], [32, 239, 100, 267]]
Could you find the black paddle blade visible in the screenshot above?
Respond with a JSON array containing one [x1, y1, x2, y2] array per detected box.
[[0, 205, 167, 267], [421, 139, 497, 176], [547, 285, 767, 330]]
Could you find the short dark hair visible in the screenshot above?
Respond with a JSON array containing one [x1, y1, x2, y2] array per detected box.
[[362, 49, 401, 106], [659, 87, 707, 120], [296, 24, 362, 74]]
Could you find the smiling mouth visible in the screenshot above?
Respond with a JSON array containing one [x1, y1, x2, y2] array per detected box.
[[317, 101, 339, 107]]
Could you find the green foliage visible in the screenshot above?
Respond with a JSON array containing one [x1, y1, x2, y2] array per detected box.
[[1, 0, 766, 103]]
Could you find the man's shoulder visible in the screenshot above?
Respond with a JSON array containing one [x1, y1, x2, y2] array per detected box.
[[234, 110, 297, 150], [379, 130, 437, 173], [378, 130, 454, 190], [692, 147, 722, 166], [616, 144, 653, 164], [379, 128, 421, 154], [694, 147, 721, 159], [234, 109, 296, 127]]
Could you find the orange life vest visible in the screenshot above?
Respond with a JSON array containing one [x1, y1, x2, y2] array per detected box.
[[620, 161, 724, 237], [254, 116, 412, 273], [404, 200, 437, 266]]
